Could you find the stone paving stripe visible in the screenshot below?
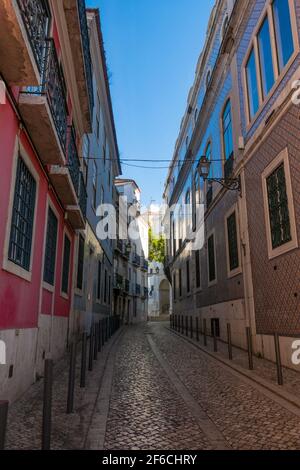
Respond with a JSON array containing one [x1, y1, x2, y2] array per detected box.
[[147, 334, 230, 450], [168, 327, 300, 419], [85, 330, 124, 450]]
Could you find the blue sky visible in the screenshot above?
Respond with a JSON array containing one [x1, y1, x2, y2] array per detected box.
[[87, 0, 215, 206]]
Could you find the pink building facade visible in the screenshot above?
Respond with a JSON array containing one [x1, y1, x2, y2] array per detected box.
[[0, 0, 93, 401]]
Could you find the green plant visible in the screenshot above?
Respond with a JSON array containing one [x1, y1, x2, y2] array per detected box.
[[148, 228, 165, 263]]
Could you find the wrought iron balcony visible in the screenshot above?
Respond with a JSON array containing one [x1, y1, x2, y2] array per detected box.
[[20, 38, 68, 157], [17, 0, 51, 74], [19, 39, 68, 167], [114, 274, 124, 291], [141, 259, 149, 271], [132, 254, 141, 266], [77, 0, 94, 117]]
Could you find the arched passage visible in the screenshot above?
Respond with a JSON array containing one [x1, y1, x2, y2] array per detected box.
[[159, 279, 170, 316]]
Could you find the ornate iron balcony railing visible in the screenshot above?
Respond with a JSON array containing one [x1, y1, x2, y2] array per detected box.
[[22, 39, 68, 152], [17, 0, 51, 73], [77, 0, 94, 116], [67, 126, 80, 195]]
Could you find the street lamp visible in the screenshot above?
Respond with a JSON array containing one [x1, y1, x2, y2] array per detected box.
[[197, 156, 241, 194]]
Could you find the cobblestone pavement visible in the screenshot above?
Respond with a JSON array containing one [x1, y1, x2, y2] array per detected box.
[[6, 331, 120, 450], [103, 323, 300, 450], [5, 322, 300, 450]]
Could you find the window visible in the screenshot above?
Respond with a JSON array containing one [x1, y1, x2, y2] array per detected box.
[[185, 190, 192, 235], [194, 108, 198, 124], [258, 16, 275, 99], [244, 0, 295, 123], [222, 100, 233, 160], [273, 0, 294, 72], [221, 13, 229, 40], [246, 48, 259, 120], [266, 163, 291, 249], [226, 212, 239, 271], [77, 235, 85, 290], [178, 207, 183, 249], [186, 260, 190, 294], [208, 234, 216, 283], [97, 261, 102, 300], [92, 161, 97, 209], [195, 250, 201, 289], [186, 135, 189, 150], [206, 69, 211, 89], [61, 235, 71, 294], [43, 207, 58, 286], [9, 157, 36, 271], [179, 269, 182, 297]]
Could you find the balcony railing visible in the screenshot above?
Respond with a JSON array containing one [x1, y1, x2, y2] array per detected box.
[[141, 259, 149, 271], [133, 254, 141, 266], [114, 274, 123, 290], [17, 0, 51, 73], [23, 38, 68, 152], [78, 173, 87, 219], [67, 126, 80, 195], [77, 0, 94, 116]]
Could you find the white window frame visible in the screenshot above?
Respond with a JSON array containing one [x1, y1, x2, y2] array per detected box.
[[224, 204, 242, 279], [262, 147, 298, 260], [242, 0, 299, 128], [3, 138, 39, 283], [60, 227, 72, 300], [42, 197, 60, 293]]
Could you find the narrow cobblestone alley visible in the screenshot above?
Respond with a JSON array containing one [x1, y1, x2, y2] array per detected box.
[[97, 323, 300, 451], [6, 322, 300, 451]]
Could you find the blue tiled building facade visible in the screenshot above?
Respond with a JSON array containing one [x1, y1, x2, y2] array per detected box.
[[164, 0, 300, 368]]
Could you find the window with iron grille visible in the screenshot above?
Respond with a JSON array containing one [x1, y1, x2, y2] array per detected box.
[[77, 235, 85, 290], [267, 163, 291, 249], [97, 261, 102, 300], [43, 207, 58, 285], [9, 157, 36, 271], [227, 211, 239, 271], [208, 234, 216, 283], [195, 250, 201, 288], [61, 235, 71, 294]]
